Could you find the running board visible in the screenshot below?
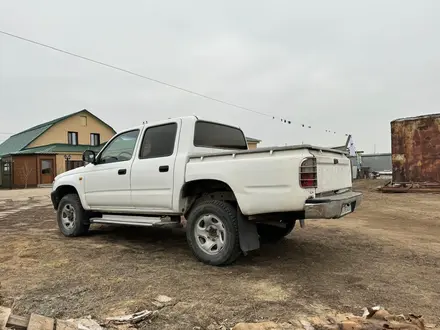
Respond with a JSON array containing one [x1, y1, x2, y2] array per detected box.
[[90, 214, 182, 228]]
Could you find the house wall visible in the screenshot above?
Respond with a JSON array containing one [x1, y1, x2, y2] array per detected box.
[[11, 154, 57, 188], [55, 152, 83, 175], [247, 142, 258, 150], [28, 112, 115, 148], [12, 155, 38, 188]]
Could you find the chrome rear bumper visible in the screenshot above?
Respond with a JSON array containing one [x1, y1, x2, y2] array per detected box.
[[304, 191, 362, 219]]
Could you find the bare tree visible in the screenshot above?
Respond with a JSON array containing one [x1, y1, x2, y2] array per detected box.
[[20, 161, 33, 189]]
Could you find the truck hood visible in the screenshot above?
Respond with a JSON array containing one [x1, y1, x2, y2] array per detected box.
[[54, 165, 88, 181]]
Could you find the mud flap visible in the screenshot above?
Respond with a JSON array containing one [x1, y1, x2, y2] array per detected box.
[[237, 206, 260, 254]]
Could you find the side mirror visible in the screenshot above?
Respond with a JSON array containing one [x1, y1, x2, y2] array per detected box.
[[82, 150, 97, 164]]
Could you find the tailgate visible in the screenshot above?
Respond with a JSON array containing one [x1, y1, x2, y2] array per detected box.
[[308, 150, 352, 193]]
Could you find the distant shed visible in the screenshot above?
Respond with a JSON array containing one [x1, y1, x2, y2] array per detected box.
[[350, 153, 392, 172], [391, 113, 440, 183]]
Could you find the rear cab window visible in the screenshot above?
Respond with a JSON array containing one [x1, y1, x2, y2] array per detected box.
[[194, 121, 248, 150]]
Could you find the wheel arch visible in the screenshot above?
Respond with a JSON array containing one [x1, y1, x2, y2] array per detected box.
[[180, 179, 240, 217], [52, 185, 82, 210], [181, 179, 260, 256]]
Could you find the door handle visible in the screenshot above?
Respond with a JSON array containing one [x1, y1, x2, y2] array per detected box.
[[159, 165, 169, 173], [118, 169, 127, 175]]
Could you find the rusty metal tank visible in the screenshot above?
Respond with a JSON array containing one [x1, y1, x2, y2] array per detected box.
[[391, 113, 440, 183]]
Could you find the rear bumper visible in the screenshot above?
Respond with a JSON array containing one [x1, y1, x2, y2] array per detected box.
[[304, 191, 362, 219]]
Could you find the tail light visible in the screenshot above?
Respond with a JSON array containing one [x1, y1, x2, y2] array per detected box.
[[300, 158, 317, 188]]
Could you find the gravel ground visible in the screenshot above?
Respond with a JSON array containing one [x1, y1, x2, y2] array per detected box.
[[1, 180, 439, 329]]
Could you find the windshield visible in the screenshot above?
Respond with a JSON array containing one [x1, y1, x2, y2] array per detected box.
[[193, 121, 248, 150]]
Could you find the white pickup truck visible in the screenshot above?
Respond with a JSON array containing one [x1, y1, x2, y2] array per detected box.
[[51, 116, 362, 265]]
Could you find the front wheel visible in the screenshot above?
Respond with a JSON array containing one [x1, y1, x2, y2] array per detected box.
[[257, 220, 295, 243], [186, 199, 241, 266], [57, 194, 90, 237]]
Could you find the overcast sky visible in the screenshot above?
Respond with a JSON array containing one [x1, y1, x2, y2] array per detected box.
[[1, 1, 439, 153]]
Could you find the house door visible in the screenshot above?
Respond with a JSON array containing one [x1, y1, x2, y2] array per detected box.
[[40, 159, 54, 184], [1, 160, 13, 188]]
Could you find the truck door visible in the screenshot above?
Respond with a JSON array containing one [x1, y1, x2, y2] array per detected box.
[[84, 130, 140, 209], [130, 121, 180, 212]]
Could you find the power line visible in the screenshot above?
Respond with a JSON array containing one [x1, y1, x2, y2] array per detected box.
[[0, 30, 270, 118], [0, 29, 349, 137]]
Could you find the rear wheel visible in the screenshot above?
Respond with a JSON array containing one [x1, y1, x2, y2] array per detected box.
[[57, 194, 90, 237], [257, 220, 295, 243], [186, 199, 241, 266]]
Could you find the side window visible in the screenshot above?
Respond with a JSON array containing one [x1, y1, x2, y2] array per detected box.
[[90, 133, 100, 146], [68, 132, 78, 145], [139, 123, 177, 159], [3, 162, 10, 173], [98, 130, 139, 164]]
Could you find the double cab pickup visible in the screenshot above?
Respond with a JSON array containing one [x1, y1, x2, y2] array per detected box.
[[51, 116, 362, 266]]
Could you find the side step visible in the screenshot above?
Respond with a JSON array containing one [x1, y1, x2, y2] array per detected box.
[[90, 214, 182, 228]]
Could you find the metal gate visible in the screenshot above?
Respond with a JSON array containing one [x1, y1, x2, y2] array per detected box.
[[65, 160, 85, 171]]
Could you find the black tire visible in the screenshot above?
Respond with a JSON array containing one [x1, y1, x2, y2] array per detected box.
[[257, 220, 295, 243], [186, 199, 241, 266], [57, 193, 90, 237]]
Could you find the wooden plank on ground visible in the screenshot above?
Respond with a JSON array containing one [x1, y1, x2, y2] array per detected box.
[[0, 307, 11, 330], [56, 319, 78, 330], [28, 314, 55, 330], [6, 314, 30, 329]]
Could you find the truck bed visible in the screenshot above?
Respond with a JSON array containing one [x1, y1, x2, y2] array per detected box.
[[186, 144, 352, 215]]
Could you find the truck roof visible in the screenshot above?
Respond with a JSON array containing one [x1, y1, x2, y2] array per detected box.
[[118, 116, 242, 134]]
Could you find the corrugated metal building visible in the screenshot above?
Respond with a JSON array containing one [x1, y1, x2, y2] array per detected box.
[[391, 113, 440, 183], [349, 153, 392, 172]]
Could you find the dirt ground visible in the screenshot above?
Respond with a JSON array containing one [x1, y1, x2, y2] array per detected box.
[[1, 181, 439, 329], [0, 187, 51, 201]]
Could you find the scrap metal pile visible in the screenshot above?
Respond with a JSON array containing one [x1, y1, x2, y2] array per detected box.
[[379, 181, 440, 193]]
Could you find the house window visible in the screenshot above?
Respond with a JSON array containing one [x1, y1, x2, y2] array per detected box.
[[41, 160, 53, 175], [90, 133, 100, 146], [68, 131, 78, 145], [3, 163, 10, 174]]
